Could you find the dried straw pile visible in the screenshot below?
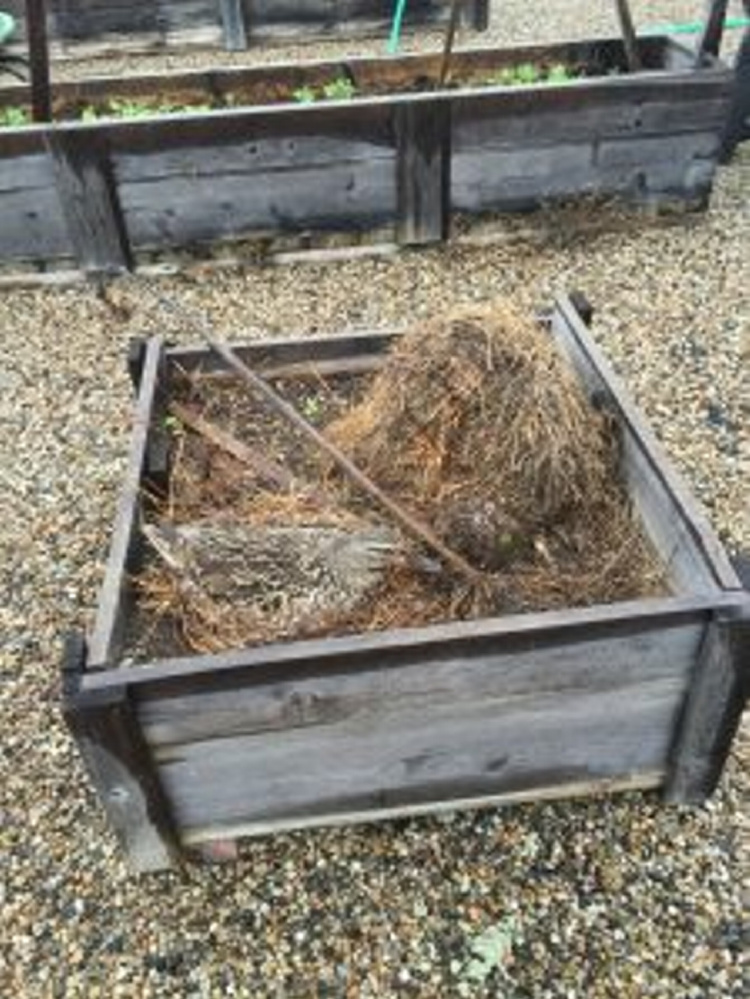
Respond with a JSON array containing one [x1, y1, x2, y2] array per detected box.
[[135, 301, 664, 657]]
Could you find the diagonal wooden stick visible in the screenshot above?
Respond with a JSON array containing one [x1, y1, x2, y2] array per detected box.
[[614, 0, 642, 72], [439, 0, 464, 87], [209, 339, 485, 586]]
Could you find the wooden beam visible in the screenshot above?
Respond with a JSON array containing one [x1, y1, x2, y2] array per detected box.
[[395, 100, 451, 245], [61, 633, 180, 872], [218, 0, 248, 50], [45, 129, 132, 274], [613, 0, 642, 72], [25, 0, 51, 121], [663, 608, 750, 802], [695, 0, 730, 63]]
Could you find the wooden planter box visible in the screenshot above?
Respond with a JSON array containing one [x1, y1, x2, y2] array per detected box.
[[63, 294, 749, 872], [3, 0, 487, 53], [0, 36, 736, 274]]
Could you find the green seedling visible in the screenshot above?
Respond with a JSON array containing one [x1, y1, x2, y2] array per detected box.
[[322, 76, 356, 101], [514, 62, 542, 85], [0, 105, 29, 127], [301, 396, 323, 421], [293, 85, 318, 104], [546, 62, 575, 83]]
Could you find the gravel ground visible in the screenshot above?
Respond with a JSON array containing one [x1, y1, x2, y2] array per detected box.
[[2, 3, 750, 996], [45, 0, 749, 80]]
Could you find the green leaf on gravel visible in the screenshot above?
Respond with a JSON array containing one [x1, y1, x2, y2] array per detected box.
[[459, 917, 520, 986]]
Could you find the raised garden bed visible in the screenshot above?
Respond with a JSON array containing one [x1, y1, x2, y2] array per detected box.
[[0, 35, 740, 274], [2, 0, 487, 54], [62, 294, 750, 872]]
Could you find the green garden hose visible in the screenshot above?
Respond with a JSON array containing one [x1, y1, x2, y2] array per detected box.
[[0, 11, 17, 45], [384, 4, 749, 58]]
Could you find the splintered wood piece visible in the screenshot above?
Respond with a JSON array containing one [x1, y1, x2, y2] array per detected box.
[[169, 401, 295, 492], [209, 340, 485, 586], [613, 0, 642, 72]]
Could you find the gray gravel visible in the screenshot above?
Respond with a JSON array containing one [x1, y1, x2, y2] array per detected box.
[[46, 0, 749, 80], [2, 2, 750, 995]]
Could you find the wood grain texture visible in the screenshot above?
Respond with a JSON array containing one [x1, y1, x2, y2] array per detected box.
[[664, 609, 750, 802], [87, 337, 164, 668], [550, 295, 742, 593], [62, 633, 179, 872], [395, 100, 450, 245], [46, 129, 131, 273], [139, 619, 704, 748], [180, 772, 664, 845], [156, 673, 688, 834]]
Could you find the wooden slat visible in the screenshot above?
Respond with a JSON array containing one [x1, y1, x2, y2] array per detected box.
[[45, 129, 132, 273], [395, 99, 450, 245], [139, 617, 704, 748], [664, 609, 750, 801], [550, 295, 741, 593], [181, 772, 664, 845], [218, 0, 247, 49], [82, 594, 738, 694], [88, 337, 164, 668], [61, 633, 179, 872], [166, 327, 401, 374], [157, 674, 687, 835]]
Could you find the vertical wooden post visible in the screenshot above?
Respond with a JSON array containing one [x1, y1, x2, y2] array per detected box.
[[25, 0, 51, 121], [695, 0, 730, 63], [45, 129, 132, 274], [62, 633, 180, 872], [218, 0, 248, 50], [395, 100, 451, 246], [664, 610, 750, 803], [720, 16, 750, 161]]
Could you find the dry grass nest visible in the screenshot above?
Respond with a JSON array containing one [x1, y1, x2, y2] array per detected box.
[[134, 300, 665, 657]]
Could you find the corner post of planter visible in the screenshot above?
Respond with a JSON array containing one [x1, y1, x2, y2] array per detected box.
[[45, 128, 132, 276], [218, 0, 248, 50], [663, 601, 750, 804], [395, 99, 451, 246], [61, 633, 181, 872]]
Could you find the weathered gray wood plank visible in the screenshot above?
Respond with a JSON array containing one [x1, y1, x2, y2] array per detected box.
[[395, 100, 450, 245], [157, 675, 687, 834], [62, 633, 179, 872], [88, 338, 164, 668], [664, 609, 750, 801], [550, 295, 741, 592], [139, 619, 704, 748], [46, 129, 131, 273], [117, 158, 396, 249]]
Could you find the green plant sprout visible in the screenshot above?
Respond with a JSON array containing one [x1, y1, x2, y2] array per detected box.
[[0, 105, 29, 127], [322, 77, 356, 101], [292, 85, 317, 104]]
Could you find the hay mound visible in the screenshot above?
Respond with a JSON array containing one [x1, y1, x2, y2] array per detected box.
[[328, 302, 617, 569]]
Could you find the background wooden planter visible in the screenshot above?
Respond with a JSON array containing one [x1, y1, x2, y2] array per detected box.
[[62, 294, 749, 872], [3, 0, 488, 54], [0, 36, 738, 274]]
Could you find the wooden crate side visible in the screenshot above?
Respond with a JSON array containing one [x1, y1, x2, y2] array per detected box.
[[143, 617, 703, 839], [108, 105, 397, 252], [550, 295, 741, 594], [87, 337, 165, 668]]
